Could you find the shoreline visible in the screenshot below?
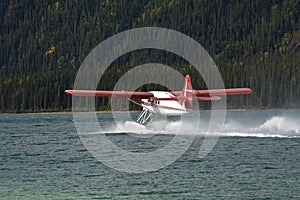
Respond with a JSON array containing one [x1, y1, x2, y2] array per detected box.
[[0, 107, 299, 115]]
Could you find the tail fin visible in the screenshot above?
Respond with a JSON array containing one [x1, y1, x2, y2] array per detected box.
[[178, 75, 193, 109]]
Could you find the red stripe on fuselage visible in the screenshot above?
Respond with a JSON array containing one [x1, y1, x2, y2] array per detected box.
[[141, 101, 186, 112]]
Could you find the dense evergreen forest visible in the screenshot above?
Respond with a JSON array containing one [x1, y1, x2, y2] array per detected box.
[[0, 0, 300, 112]]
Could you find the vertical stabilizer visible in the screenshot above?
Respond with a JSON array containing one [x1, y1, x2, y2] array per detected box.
[[178, 75, 193, 109]]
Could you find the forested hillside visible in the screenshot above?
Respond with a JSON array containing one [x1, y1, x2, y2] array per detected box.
[[0, 0, 300, 112]]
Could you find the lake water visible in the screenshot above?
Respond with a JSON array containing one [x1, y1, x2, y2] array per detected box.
[[0, 109, 299, 199]]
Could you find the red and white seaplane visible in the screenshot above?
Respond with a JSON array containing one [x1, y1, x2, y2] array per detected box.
[[65, 75, 252, 124]]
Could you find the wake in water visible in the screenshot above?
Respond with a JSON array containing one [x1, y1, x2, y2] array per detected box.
[[111, 118, 198, 137], [222, 112, 300, 138], [97, 110, 300, 138], [257, 116, 299, 133]]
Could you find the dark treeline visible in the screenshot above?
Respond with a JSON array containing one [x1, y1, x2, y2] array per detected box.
[[0, 0, 299, 112]]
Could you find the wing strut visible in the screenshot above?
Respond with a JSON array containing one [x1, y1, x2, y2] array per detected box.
[[128, 99, 144, 107]]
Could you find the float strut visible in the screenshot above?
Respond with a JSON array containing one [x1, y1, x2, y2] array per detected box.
[[136, 109, 152, 125]]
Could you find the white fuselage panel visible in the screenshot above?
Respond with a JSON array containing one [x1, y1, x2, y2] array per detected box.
[[141, 91, 188, 116]]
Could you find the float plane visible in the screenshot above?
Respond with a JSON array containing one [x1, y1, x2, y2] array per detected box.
[[65, 75, 252, 124]]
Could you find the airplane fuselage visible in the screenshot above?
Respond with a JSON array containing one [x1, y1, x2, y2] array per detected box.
[[141, 91, 189, 116]]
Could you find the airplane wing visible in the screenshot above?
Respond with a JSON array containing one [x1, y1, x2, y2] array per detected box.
[[65, 88, 252, 101], [65, 90, 154, 99], [172, 88, 252, 101]]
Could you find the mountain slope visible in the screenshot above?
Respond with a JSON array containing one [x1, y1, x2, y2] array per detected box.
[[0, 0, 299, 112]]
